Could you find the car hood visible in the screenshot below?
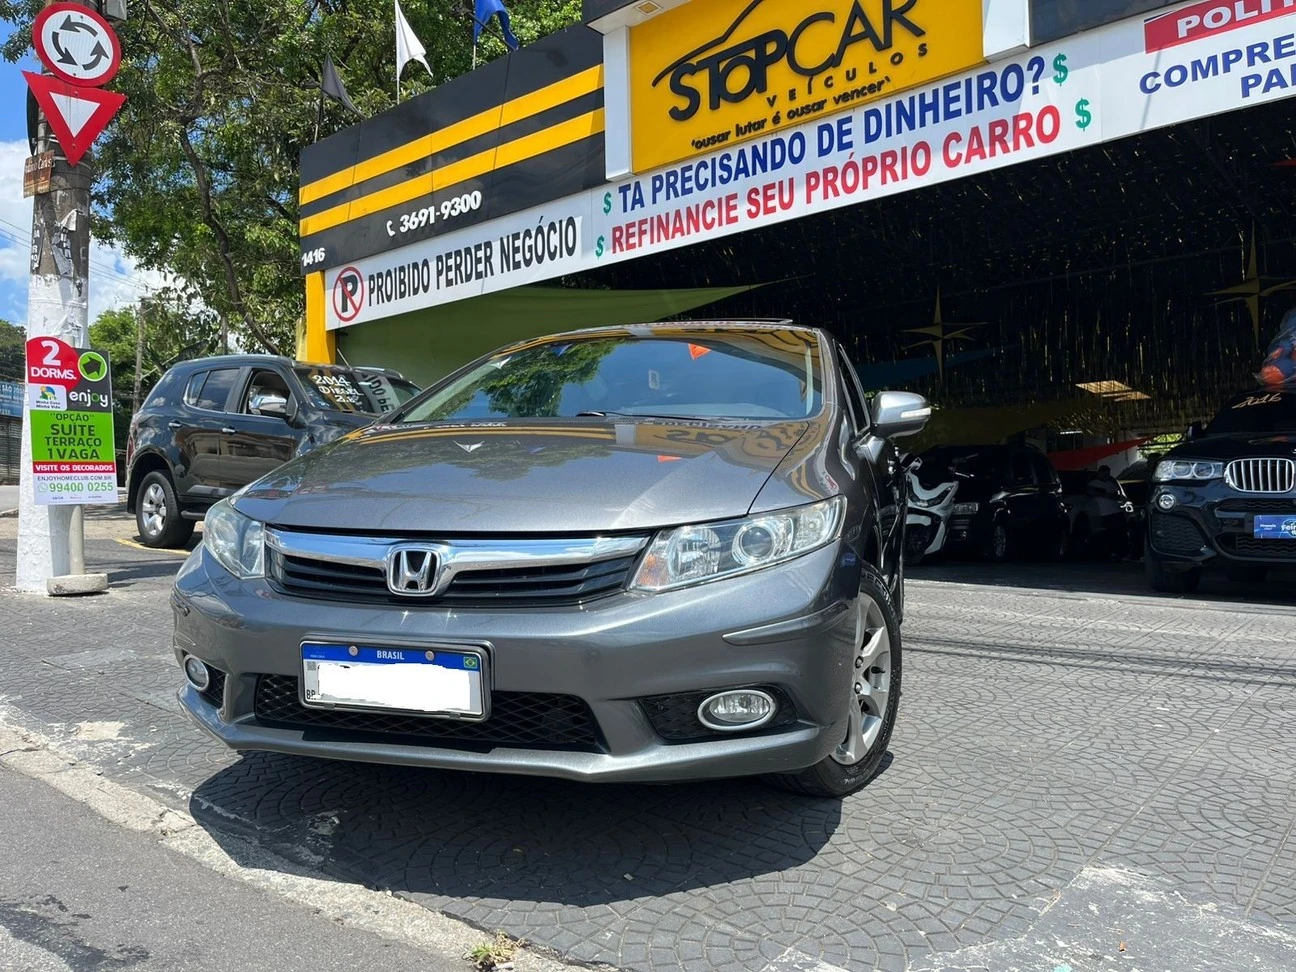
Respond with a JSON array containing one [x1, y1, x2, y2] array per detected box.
[[1168, 434, 1296, 462], [235, 419, 812, 533]]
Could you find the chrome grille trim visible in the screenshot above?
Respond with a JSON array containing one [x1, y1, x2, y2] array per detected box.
[[1225, 458, 1295, 494], [265, 528, 648, 595]]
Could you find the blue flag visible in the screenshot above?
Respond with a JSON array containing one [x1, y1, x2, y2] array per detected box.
[[474, 0, 519, 50]]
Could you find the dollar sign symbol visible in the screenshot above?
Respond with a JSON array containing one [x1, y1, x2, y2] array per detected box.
[[1075, 98, 1092, 130], [595, 236, 606, 258], [1053, 53, 1068, 85], [603, 192, 612, 215]]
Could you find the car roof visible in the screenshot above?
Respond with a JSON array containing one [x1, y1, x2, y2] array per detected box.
[[169, 354, 335, 372]]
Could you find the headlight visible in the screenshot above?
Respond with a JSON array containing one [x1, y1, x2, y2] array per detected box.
[[630, 497, 845, 592], [203, 498, 265, 579], [1153, 460, 1224, 482], [952, 502, 980, 515]]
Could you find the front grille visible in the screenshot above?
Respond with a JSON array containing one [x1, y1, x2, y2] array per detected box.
[[1219, 536, 1296, 560], [1226, 459, 1296, 494], [200, 668, 227, 711], [640, 687, 799, 742], [254, 675, 601, 750], [1149, 513, 1206, 555], [267, 550, 638, 607]]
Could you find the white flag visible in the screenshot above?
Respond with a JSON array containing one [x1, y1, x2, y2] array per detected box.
[[395, 0, 431, 81]]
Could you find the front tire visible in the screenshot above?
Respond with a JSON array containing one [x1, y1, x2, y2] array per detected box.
[[1146, 554, 1201, 594], [136, 471, 195, 549], [984, 517, 1011, 563], [765, 566, 901, 799]]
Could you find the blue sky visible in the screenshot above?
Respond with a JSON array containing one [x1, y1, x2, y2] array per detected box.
[[0, 21, 157, 329]]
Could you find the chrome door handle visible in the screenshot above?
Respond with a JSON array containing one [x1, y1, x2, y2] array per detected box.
[[167, 421, 181, 429], [221, 427, 237, 435]]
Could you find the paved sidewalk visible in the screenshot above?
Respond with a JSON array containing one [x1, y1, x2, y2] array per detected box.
[[2, 515, 1295, 971]]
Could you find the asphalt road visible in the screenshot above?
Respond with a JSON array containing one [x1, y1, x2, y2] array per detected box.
[[0, 767, 467, 972], [0, 485, 17, 515]]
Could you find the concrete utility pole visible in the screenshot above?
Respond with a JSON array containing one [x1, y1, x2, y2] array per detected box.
[[16, 0, 108, 595]]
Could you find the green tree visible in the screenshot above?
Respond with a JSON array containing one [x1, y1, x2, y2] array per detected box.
[[90, 290, 220, 450], [0, 0, 582, 355], [0, 319, 23, 383]]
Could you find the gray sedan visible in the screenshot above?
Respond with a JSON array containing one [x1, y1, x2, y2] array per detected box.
[[172, 322, 930, 796]]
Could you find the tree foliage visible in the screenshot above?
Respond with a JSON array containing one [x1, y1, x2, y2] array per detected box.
[[0, 0, 582, 355], [0, 319, 24, 383]]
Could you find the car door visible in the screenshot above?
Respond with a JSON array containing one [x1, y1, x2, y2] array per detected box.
[[221, 366, 302, 489], [1005, 449, 1044, 535], [175, 367, 240, 501], [838, 345, 903, 583]]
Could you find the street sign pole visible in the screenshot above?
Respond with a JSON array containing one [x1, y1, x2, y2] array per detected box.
[[16, 0, 108, 595]]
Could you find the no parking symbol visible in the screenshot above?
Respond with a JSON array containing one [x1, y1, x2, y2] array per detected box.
[[332, 267, 366, 324]]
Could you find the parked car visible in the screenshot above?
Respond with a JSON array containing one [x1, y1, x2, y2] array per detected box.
[[1145, 387, 1296, 593], [916, 444, 1070, 562], [1058, 469, 1135, 558], [126, 355, 420, 548], [172, 322, 931, 797]]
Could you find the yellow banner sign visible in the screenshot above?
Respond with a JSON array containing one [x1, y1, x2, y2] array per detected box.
[[628, 0, 985, 173]]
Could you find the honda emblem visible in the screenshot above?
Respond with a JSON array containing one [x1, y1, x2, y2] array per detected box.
[[387, 546, 439, 596]]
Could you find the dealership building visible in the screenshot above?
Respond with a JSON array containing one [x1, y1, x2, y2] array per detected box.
[[297, 0, 1296, 446]]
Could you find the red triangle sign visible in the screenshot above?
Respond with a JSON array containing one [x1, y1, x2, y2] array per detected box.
[[24, 71, 125, 167]]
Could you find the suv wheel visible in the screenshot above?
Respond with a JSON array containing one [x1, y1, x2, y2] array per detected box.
[[765, 566, 901, 798], [984, 518, 1011, 563], [136, 471, 195, 549], [1146, 553, 1201, 594]]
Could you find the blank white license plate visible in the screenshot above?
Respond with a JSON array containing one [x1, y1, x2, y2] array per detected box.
[[300, 643, 485, 718]]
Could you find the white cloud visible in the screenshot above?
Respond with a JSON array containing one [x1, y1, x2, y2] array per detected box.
[[0, 139, 171, 330]]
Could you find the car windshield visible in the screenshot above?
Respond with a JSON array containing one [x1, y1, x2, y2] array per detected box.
[[294, 367, 416, 416], [395, 330, 824, 423], [1205, 391, 1296, 436]]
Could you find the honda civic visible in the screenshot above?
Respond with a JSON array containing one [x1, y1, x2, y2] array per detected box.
[[172, 322, 930, 797]]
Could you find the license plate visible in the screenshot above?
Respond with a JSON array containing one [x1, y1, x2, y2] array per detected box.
[[1253, 515, 1296, 540], [301, 643, 486, 718]]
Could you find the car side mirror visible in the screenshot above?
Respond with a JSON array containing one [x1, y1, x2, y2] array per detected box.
[[871, 391, 932, 439], [1186, 421, 1203, 441], [251, 392, 293, 422]]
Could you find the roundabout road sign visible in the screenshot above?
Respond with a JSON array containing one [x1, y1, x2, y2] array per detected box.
[[33, 3, 122, 88]]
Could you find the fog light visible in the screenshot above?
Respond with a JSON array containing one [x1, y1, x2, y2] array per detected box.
[[698, 690, 776, 731], [1156, 492, 1177, 511], [183, 655, 211, 691]]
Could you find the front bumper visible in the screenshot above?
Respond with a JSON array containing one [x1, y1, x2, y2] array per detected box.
[[172, 542, 861, 783], [1147, 486, 1296, 568]]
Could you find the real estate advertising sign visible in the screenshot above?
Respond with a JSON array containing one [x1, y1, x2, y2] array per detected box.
[[25, 337, 118, 506]]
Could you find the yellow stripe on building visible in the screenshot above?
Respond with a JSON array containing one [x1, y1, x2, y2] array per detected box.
[[299, 65, 604, 208], [299, 108, 605, 237]]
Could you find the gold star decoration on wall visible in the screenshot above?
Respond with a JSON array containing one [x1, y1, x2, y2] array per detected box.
[[1209, 231, 1296, 346], [904, 289, 985, 379]]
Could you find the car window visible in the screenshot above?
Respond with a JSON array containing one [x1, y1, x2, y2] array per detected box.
[[836, 345, 869, 434], [189, 368, 239, 412], [242, 369, 294, 415], [1030, 454, 1056, 486], [356, 373, 421, 415], [142, 370, 182, 410], [1010, 452, 1036, 486], [294, 367, 379, 414], [397, 330, 824, 423]]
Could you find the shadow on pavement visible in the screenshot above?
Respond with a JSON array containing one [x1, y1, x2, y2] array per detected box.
[[188, 750, 864, 911]]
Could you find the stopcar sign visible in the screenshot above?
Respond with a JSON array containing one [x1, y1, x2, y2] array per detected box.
[[33, 3, 122, 88]]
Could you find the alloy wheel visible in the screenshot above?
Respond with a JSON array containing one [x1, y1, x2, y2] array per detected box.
[[992, 523, 1009, 560], [141, 482, 167, 537], [832, 594, 892, 766]]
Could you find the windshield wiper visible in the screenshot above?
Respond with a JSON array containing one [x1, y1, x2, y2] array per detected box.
[[576, 410, 718, 422]]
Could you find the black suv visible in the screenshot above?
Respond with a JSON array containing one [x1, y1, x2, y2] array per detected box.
[[919, 444, 1070, 561], [126, 355, 419, 547], [1146, 387, 1296, 593]]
